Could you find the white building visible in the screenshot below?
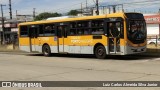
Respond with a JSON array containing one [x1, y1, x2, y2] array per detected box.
[[144, 14, 160, 37]]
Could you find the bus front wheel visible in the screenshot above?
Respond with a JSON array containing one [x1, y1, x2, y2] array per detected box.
[[95, 45, 106, 59], [42, 45, 51, 57]]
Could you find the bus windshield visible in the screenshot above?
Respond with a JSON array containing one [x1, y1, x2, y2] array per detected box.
[[125, 13, 146, 44], [127, 20, 146, 44]]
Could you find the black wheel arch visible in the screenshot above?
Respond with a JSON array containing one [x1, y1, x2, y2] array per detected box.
[[94, 43, 106, 54]]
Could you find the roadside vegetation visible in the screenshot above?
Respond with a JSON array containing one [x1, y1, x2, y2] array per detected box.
[[34, 10, 80, 21]]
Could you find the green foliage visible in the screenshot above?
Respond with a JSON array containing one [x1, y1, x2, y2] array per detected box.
[[68, 10, 80, 16], [34, 12, 62, 21]]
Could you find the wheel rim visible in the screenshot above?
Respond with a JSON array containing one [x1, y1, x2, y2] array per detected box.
[[44, 47, 49, 55], [97, 48, 104, 56]]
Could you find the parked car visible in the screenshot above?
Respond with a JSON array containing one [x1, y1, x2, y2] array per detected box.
[[147, 38, 160, 44]]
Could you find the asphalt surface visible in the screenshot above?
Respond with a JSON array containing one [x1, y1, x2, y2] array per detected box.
[[0, 52, 160, 90]]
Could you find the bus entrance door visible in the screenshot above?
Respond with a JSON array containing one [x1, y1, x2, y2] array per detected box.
[[29, 26, 38, 52], [108, 22, 121, 54], [108, 37, 120, 54], [57, 25, 68, 53]]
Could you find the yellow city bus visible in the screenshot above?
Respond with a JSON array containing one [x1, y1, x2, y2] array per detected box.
[[18, 12, 147, 59]]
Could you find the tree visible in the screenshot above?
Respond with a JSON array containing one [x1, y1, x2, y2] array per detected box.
[[68, 10, 80, 16], [34, 12, 62, 21]]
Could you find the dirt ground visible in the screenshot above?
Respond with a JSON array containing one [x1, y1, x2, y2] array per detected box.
[[147, 45, 160, 53], [0, 44, 20, 52], [147, 44, 160, 48]]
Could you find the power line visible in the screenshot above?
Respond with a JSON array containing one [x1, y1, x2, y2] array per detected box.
[[93, 0, 96, 4], [109, 0, 160, 13], [49, 0, 86, 12], [2, 0, 159, 17], [123, 1, 160, 10], [122, 0, 160, 5]]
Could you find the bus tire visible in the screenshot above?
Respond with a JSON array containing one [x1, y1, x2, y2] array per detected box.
[[42, 45, 51, 57], [95, 45, 106, 59]]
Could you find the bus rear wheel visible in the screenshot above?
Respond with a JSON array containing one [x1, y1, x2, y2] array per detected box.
[[42, 45, 51, 57], [95, 45, 106, 59]]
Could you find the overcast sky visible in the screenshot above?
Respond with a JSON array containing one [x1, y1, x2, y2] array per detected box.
[[0, 0, 160, 18]]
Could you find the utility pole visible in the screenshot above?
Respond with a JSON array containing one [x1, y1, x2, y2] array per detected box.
[[108, 5, 116, 13], [111, 5, 116, 13], [86, 0, 88, 9], [96, 0, 99, 15], [81, 3, 83, 16], [109, 7, 111, 14], [121, 4, 124, 12], [9, 0, 12, 19], [1, 4, 6, 45], [33, 8, 36, 18], [16, 10, 18, 16], [108, 4, 124, 13]]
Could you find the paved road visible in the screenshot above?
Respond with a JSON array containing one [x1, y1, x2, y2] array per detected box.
[[0, 52, 160, 90]]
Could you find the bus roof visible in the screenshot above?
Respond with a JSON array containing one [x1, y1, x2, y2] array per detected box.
[[18, 12, 128, 26]]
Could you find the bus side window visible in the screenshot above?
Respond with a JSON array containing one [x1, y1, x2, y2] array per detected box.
[[92, 28, 104, 35], [84, 29, 90, 35], [120, 22, 124, 38], [91, 19, 104, 35], [70, 29, 76, 35], [39, 25, 44, 36], [58, 26, 62, 38], [51, 25, 55, 35], [77, 21, 90, 35], [69, 22, 77, 36], [20, 26, 28, 37], [77, 29, 84, 35], [44, 24, 55, 36], [64, 26, 68, 38]]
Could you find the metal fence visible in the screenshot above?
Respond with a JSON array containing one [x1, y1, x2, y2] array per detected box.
[[147, 35, 159, 47]]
